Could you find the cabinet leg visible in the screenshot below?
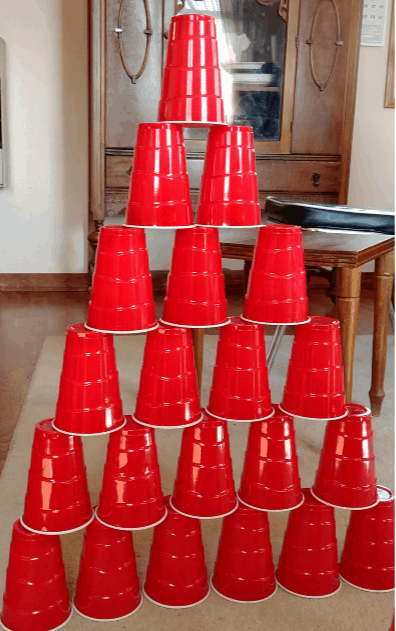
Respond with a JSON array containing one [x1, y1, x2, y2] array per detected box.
[[87, 219, 104, 287], [336, 266, 362, 402], [192, 328, 204, 397], [369, 251, 394, 416], [244, 259, 252, 292]]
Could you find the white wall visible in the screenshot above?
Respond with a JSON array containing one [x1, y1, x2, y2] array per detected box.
[[348, 2, 395, 211], [0, 0, 88, 273]]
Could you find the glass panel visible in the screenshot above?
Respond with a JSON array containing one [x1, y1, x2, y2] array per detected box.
[[176, 0, 287, 142]]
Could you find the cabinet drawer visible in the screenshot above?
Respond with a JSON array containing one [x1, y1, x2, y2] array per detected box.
[[106, 156, 133, 189], [255, 160, 341, 192]]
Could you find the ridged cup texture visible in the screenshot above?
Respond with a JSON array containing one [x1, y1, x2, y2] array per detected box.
[[134, 324, 201, 427], [312, 404, 377, 508], [276, 488, 340, 597], [340, 486, 395, 591], [144, 496, 209, 607], [54, 323, 124, 435], [281, 316, 347, 419], [74, 515, 141, 620], [239, 405, 302, 511], [207, 316, 272, 421], [22, 420, 92, 534], [97, 416, 165, 529], [87, 226, 156, 333], [125, 123, 193, 227], [242, 225, 308, 324], [162, 227, 228, 327], [158, 14, 225, 125], [212, 503, 276, 602], [171, 411, 237, 518], [196, 126, 261, 227], [1, 520, 71, 631]]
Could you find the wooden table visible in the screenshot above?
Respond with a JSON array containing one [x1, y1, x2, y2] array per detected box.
[[194, 230, 395, 417]]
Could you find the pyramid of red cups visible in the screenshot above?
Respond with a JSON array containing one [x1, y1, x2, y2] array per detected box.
[[1, 13, 394, 631]]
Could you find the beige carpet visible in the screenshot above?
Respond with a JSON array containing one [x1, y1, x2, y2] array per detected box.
[[0, 333, 394, 630]]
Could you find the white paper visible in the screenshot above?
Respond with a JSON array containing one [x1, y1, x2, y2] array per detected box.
[[361, 0, 388, 46]]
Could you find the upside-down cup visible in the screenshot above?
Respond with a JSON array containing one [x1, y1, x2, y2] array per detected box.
[[211, 503, 276, 602], [125, 123, 193, 228], [171, 411, 237, 519], [86, 226, 157, 334], [162, 227, 229, 328], [96, 416, 166, 530], [238, 405, 303, 512], [340, 486, 395, 592], [242, 224, 309, 325], [196, 125, 261, 227], [276, 488, 341, 598], [53, 323, 125, 436], [280, 316, 347, 420], [206, 317, 273, 421], [133, 324, 202, 428], [158, 14, 225, 127], [21, 420, 93, 535], [73, 514, 142, 621], [312, 404, 378, 509], [0, 520, 72, 631], [143, 496, 210, 608]]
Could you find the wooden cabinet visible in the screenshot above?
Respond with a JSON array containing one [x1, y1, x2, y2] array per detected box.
[[89, 0, 363, 270]]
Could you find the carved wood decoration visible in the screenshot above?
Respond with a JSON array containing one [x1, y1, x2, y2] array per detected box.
[[115, 0, 152, 83], [278, 0, 288, 21], [306, 0, 343, 91]]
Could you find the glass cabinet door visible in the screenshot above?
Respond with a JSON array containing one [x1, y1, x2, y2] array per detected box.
[[164, 0, 300, 154]]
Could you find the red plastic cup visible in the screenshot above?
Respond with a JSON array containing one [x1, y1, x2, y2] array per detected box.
[[21, 420, 93, 535], [196, 126, 261, 227], [96, 416, 166, 530], [340, 486, 395, 592], [52, 323, 125, 436], [133, 324, 202, 428], [238, 405, 303, 512], [170, 411, 237, 519], [143, 496, 210, 608], [311, 404, 378, 509], [280, 316, 347, 420], [206, 317, 273, 421], [211, 503, 277, 602], [0, 520, 72, 631], [276, 488, 341, 598], [162, 227, 229, 328], [124, 123, 193, 228], [73, 513, 142, 621], [242, 224, 309, 325], [86, 226, 157, 334], [158, 14, 225, 127]]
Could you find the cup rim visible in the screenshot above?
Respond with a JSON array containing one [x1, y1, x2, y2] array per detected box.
[[20, 511, 95, 536], [84, 323, 159, 335], [278, 404, 349, 421], [132, 412, 203, 430], [157, 120, 228, 128], [339, 575, 395, 593], [310, 487, 380, 511], [276, 577, 342, 599], [73, 594, 143, 621], [160, 318, 230, 329], [123, 223, 194, 230], [241, 316, 311, 326], [169, 496, 238, 520], [52, 416, 127, 437], [377, 485, 395, 502], [195, 223, 262, 229], [142, 584, 210, 609], [205, 407, 275, 423], [237, 492, 305, 513], [95, 506, 168, 531], [0, 608, 73, 631], [210, 575, 277, 603]]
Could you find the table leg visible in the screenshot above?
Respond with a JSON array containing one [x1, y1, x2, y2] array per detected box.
[[192, 328, 204, 397], [369, 251, 394, 416], [336, 266, 362, 402]]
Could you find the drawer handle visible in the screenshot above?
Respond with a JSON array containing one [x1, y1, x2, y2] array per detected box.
[[115, 0, 152, 84], [311, 172, 321, 187]]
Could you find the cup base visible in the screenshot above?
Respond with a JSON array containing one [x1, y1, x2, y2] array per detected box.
[[276, 577, 342, 599], [278, 404, 349, 422], [169, 496, 238, 520], [123, 223, 194, 230], [95, 506, 168, 531], [142, 585, 210, 609], [73, 595, 143, 621], [196, 223, 262, 229], [210, 575, 277, 603], [237, 492, 305, 513], [84, 322, 159, 335], [132, 412, 203, 430], [20, 511, 95, 536], [52, 416, 127, 437], [340, 575, 395, 593], [310, 487, 380, 511], [241, 315, 311, 326], [0, 608, 73, 631], [205, 407, 275, 423], [157, 120, 228, 128], [160, 318, 230, 329]]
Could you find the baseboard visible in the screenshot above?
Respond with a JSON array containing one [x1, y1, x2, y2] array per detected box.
[[0, 274, 89, 291], [308, 272, 374, 290]]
